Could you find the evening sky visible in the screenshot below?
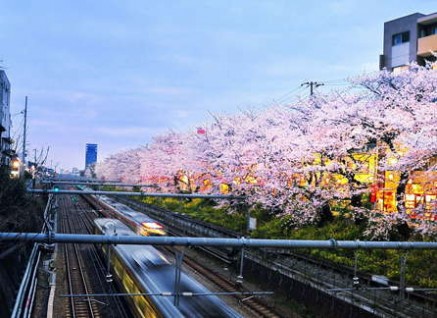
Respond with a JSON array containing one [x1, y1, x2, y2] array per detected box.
[[1, 1, 435, 170]]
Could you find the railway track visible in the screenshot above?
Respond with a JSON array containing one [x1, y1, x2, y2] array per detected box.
[[84, 193, 282, 316], [72, 196, 132, 318], [60, 197, 101, 318], [56, 194, 131, 318], [181, 250, 281, 318]]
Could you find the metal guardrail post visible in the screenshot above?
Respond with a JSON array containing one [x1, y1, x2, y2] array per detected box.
[[399, 252, 408, 300], [173, 249, 185, 307]]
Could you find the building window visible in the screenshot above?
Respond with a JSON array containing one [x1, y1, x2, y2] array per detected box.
[[392, 65, 409, 74], [392, 31, 410, 46], [419, 23, 437, 37]]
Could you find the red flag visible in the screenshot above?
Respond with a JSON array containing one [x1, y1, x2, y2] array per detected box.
[[197, 127, 206, 135]]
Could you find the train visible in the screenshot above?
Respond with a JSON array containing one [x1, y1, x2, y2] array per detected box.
[[78, 186, 166, 236], [94, 218, 242, 318]]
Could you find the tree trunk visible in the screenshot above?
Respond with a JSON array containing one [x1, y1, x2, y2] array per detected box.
[[396, 171, 409, 214], [318, 202, 333, 226]]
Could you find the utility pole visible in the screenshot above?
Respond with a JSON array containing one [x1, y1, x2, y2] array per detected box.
[[22, 96, 28, 165], [301, 81, 324, 96]]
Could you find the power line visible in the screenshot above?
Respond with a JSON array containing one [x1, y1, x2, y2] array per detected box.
[[275, 85, 307, 104]]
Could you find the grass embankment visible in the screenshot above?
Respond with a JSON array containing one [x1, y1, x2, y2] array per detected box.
[[0, 168, 45, 316], [138, 196, 437, 288]]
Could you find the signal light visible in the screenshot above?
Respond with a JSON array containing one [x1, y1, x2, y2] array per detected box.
[[53, 186, 60, 192], [142, 222, 163, 229]]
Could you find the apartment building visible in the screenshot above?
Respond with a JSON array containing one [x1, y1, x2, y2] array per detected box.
[[380, 12, 437, 72], [0, 70, 13, 166]]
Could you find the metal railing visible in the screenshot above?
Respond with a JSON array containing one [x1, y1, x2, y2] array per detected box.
[[28, 188, 241, 199], [2, 233, 437, 250], [40, 180, 157, 187], [11, 194, 55, 318]]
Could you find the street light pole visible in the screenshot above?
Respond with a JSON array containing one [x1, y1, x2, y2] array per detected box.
[[22, 96, 28, 165]]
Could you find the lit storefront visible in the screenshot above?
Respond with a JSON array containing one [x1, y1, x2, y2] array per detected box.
[[374, 170, 436, 218]]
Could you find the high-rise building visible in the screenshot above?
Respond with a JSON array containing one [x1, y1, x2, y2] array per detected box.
[[85, 143, 98, 168], [0, 70, 13, 166], [380, 12, 437, 72]]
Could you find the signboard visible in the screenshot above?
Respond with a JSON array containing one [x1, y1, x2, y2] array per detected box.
[[249, 217, 257, 231]]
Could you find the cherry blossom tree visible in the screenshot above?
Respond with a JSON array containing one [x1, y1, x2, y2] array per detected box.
[[96, 61, 436, 236]]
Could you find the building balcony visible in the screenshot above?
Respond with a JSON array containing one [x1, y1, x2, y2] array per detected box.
[[417, 34, 437, 57]]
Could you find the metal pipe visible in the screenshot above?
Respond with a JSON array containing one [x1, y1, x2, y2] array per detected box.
[[40, 181, 157, 187], [173, 250, 184, 306], [62, 291, 275, 298], [12, 195, 54, 318], [11, 198, 54, 318], [28, 189, 242, 199], [26, 249, 43, 317], [10, 243, 39, 318], [42, 178, 121, 183], [1, 233, 437, 249], [237, 246, 245, 284]]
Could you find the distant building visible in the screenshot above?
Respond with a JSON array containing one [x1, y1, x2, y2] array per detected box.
[[380, 12, 437, 72], [85, 143, 98, 168], [0, 70, 13, 166], [71, 167, 80, 176]]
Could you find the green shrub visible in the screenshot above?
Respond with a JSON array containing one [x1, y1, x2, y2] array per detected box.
[[136, 196, 437, 288]]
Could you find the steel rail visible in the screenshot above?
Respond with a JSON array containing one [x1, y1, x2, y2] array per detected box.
[[1, 233, 437, 249], [28, 189, 242, 199]]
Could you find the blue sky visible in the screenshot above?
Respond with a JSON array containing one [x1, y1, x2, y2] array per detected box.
[[1, 1, 435, 171]]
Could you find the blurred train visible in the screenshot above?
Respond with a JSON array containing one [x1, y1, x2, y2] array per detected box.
[[78, 186, 166, 236], [94, 218, 242, 318]]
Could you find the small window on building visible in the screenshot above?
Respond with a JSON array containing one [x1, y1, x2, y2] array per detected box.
[[392, 31, 410, 46], [419, 23, 437, 37], [392, 65, 409, 74]]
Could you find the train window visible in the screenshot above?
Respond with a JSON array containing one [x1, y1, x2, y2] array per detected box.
[[124, 274, 135, 294], [113, 257, 123, 278], [131, 284, 140, 298], [133, 249, 170, 269], [136, 297, 147, 318], [136, 296, 158, 318]]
